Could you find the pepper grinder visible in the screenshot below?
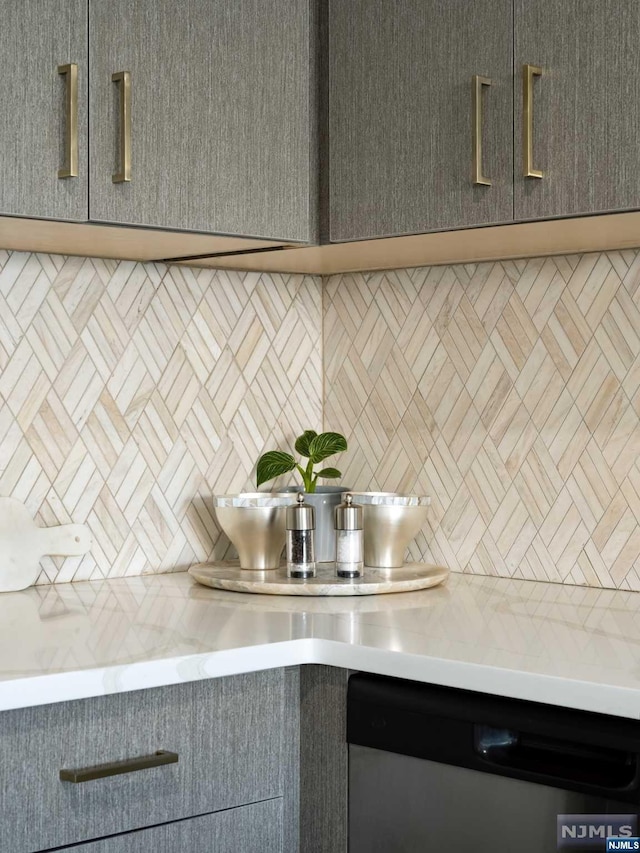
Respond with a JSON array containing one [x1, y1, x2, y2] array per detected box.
[[335, 494, 364, 579], [286, 493, 316, 579]]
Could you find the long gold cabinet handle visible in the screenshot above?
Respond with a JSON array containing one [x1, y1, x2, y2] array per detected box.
[[523, 63, 543, 179], [472, 75, 492, 186], [57, 63, 79, 179], [60, 750, 178, 783], [112, 70, 132, 183]]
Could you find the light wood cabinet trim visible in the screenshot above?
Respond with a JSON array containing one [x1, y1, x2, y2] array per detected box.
[[185, 211, 640, 274], [0, 216, 288, 262], [5, 211, 640, 277]]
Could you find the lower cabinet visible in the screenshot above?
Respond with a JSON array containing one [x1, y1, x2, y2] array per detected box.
[[66, 798, 283, 852], [0, 665, 352, 853], [0, 670, 288, 853]]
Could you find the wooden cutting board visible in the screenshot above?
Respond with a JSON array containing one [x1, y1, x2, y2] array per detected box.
[[0, 498, 92, 592]]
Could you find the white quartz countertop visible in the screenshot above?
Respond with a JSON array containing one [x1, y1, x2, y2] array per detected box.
[[2, 570, 640, 717]]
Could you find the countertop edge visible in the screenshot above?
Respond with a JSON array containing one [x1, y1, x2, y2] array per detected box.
[[4, 637, 640, 720], [1, 639, 315, 712]]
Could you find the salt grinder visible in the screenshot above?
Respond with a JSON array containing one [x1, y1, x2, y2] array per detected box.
[[286, 493, 316, 579], [335, 494, 364, 579]]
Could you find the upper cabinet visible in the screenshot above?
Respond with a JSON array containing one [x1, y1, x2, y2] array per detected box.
[[329, 0, 514, 242], [329, 0, 640, 244], [0, 0, 315, 243], [0, 0, 88, 222], [4, 1, 640, 255], [514, 0, 640, 221], [89, 0, 315, 242]]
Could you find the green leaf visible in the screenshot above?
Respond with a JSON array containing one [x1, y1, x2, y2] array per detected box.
[[294, 430, 318, 458], [308, 432, 348, 464], [316, 468, 341, 479], [256, 451, 296, 487]]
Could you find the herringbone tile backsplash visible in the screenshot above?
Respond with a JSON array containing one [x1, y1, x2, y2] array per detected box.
[[325, 252, 640, 591], [0, 251, 322, 584], [3, 246, 640, 591]]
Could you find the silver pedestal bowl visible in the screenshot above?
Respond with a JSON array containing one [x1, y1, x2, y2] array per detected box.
[[213, 493, 294, 570], [345, 492, 430, 568]]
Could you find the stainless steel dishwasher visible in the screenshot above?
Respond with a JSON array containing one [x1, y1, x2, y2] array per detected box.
[[348, 674, 640, 853]]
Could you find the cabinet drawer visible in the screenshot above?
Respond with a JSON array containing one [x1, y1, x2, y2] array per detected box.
[[0, 670, 284, 853], [66, 798, 283, 852]]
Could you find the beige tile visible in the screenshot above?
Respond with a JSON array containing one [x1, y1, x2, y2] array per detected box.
[[592, 490, 629, 551]]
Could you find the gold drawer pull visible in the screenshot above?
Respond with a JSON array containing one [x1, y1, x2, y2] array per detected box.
[[112, 70, 132, 183], [60, 750, 178, 783], [472, 74, 492, 186], [523, 63, 543, 178], [57, 63, 79, 179]]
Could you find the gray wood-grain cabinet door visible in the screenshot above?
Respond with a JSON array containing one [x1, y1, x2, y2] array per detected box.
[[67, 799, 283, 852], [514, 0, 640, 221], [329, 0, 513, 242], [89, 0, 313, 242], [0, 671, 285, 853], [0, 0, 88, 221]]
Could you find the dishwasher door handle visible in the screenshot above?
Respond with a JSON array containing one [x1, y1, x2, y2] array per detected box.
[[474, 724, 639, 797]]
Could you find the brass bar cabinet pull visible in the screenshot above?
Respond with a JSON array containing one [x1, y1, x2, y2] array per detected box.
[[112, 70, 131, 183], [523, 63, 543, 178], [57, 63, 79, 179], [60, 750, 178, 783], [472, 75, 492, 186]]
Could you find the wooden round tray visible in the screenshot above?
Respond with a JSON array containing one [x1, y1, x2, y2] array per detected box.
[[189, 561, 448, 597]]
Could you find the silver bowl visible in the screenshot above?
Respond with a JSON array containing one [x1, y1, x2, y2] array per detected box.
[[213, 493, 293, 570], [345, 492, 430, 568]]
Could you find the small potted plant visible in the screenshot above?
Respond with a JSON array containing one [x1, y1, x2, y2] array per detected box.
[[256, 430, 349, 562]]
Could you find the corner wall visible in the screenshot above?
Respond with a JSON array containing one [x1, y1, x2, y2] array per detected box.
[[0, 251, 322, 583], [324, 252, 640, 590]]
